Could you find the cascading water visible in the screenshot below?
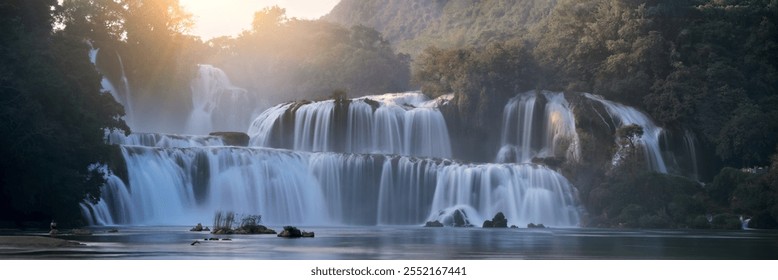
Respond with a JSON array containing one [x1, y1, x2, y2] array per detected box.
[[81, 140, 581, 227], [82, 83, 712, 229], [88, 42, 135, 127], [497, 91, 580, 164], [84, 91, 588, 228], [428, 163, 581, 227], [106, 131, 224, 147], [187, 65, 259, 134], [583, 93, 668, 173], [683, 130, 701, 181], [247, 92, 453, 159]]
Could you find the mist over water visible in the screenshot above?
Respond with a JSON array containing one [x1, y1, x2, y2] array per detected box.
[[187, 65, 263, 134]]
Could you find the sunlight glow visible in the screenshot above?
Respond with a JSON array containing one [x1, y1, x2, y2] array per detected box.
[[179, 0, 341, 40]]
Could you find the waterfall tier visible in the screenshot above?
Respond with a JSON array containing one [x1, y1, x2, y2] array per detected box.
[[583, 93, 668, 173], [247, 92, 453, 159], [82, 145, 581, 227], [497, 91, 580, 164]]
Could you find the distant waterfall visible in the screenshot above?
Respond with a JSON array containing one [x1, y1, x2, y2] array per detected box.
[[497, 91, 580, 163], [247, 92, 453, 159], [82, 136, 581, 227], [683, 130, 700, 181], [584, 93, 668, 173], [88, 43, 135, 127], [187, 65, 257, 134]]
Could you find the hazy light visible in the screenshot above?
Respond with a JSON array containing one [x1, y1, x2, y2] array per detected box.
[[179, 0, 341, 40]]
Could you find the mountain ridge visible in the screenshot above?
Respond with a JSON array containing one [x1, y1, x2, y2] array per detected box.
[[323, 0, 558, 55]]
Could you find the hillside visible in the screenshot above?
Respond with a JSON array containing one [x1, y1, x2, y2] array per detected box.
[[323, 0, 557, 55]]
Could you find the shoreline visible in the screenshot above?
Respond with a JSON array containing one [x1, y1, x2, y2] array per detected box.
[[0, 235, 84, 248]]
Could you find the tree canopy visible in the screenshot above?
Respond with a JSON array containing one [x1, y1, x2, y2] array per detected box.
[[1, 0, 128, 225]]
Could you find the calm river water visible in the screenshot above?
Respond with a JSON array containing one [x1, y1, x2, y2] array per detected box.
[[2, 226, 777, 259]]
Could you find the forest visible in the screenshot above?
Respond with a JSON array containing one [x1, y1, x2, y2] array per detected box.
[[401, 0, 778, 229], [1, 0, 777, 229]]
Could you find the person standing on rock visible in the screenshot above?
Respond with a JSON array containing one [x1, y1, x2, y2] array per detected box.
[[49, 220, 58, 236]]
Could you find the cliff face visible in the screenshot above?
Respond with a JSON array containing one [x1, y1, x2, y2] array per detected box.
[[323, 0, 557, 56]]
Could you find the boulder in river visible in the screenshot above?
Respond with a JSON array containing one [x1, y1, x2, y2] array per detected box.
[[482, 212, 508, 228], [277, 226, 314, 238]]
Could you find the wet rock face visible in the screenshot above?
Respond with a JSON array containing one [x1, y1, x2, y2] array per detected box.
[[209, 132, 250, 146], [482, 212, 508, 228]]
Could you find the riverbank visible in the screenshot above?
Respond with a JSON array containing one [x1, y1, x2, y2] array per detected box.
[[0, 236, 84, 248]]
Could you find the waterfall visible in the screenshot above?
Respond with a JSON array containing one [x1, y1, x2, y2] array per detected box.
[[186, 65, 257, 134], [683, 130, 701, 181], [497, 91, 580, 163], [83, 87, 710, 228], [83, 90, 590, 228], [88, 42, 135, 127], [428, 163, 581, 227], [247, 92, 453, 159], [82, 138, 581, 227], [584, 93, 668, 173]]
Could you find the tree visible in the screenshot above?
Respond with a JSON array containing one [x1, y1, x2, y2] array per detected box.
[[56, 0, 126, 43], [252, 5, 287, 33], [1, 0, 127, 225]]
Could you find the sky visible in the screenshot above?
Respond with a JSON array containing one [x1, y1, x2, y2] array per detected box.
[[179, 0, 341, 40]]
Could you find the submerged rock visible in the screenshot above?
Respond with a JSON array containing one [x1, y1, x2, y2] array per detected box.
[[527, 223, 546, 229], [211, 228, 231, 234], [71, 228, 92, 235], [236, 224, 276, 234], [425, 220, 444, 227]]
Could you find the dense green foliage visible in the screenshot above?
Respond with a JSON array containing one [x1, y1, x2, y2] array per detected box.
[[0, 0, 128, 226], [209, 7, 410, 103], [408, 0, 778, 228], [413, 0, 778, 168], [324, 0, 557, 56]]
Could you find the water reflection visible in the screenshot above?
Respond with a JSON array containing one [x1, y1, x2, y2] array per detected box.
[[2, 227, 777, 259]]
